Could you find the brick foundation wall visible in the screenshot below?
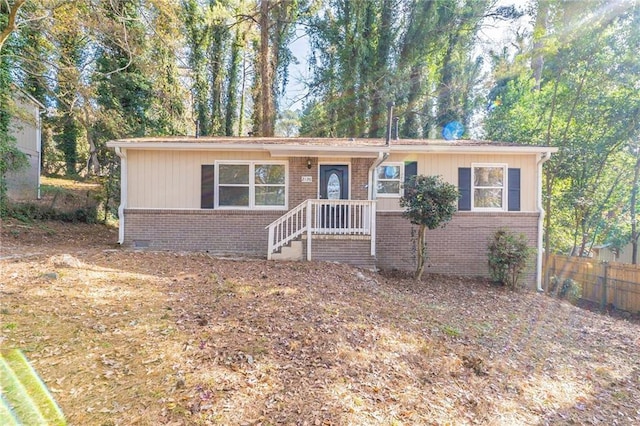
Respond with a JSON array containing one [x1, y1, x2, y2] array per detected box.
[[124, 209, 281, 255], [376, 212, 540, 286]]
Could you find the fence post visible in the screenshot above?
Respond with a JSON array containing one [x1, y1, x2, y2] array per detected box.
[[600, 261, 608, 312]]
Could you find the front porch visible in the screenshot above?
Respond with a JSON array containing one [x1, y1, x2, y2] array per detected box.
[[266, 200, 377, 267]]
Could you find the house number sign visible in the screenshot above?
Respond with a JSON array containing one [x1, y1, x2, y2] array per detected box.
[[301, 176, 313, 183]]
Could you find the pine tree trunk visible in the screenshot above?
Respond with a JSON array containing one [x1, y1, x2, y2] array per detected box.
[[225, 28, 242, 136], [532, 0, 549, 91], [259, 0, 274, 137]]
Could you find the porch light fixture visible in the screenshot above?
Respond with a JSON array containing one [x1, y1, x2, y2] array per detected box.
[[307, 158, 312, 169]]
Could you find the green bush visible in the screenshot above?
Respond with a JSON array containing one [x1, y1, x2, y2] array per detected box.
[[6, 202, 97, 224], [487, 228, 533, 289], [549, 275, 561, 294], [558, 278, 581, 302]]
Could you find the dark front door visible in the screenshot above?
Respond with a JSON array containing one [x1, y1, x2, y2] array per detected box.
[[319, 165, 349, 200], [319, 165, 349, 228]]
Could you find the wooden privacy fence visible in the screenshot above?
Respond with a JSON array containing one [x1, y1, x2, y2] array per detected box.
[[545, 254, 640, 313]]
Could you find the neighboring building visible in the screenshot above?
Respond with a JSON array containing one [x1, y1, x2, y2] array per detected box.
[[107, 137, 557, 289], [5, 91, 44, 200], [592, 243, 636, 264]]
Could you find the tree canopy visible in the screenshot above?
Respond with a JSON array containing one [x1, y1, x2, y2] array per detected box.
[[2, 0, 640, 257]]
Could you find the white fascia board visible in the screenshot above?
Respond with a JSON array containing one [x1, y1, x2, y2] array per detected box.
[[389, 145, 558, 155], [266, 145, 388, 158], [105, 141, 260, 152], [105, 141, 390, 158], [105, 140, 557, 156]]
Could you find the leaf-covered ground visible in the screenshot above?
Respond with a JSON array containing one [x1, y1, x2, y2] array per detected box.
[[1, 220, 639, 425]]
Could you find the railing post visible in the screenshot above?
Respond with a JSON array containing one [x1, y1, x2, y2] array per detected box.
[[306, 200, 312, 261], [267, 225, 274, 260], [370, 201, 376, 256]]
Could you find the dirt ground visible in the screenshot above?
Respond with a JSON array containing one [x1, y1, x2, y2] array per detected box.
[[2, 219, 640, 425]]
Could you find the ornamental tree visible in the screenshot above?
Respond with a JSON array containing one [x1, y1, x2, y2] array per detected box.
[[400, 175, 459, 280]]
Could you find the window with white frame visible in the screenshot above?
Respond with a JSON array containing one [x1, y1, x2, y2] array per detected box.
[[217, 162, 286, 208], [375, 163, 403, 197], [472, 164, 506, 209]]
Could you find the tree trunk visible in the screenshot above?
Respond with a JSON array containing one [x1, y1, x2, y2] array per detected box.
[[415, 224, 427, 280], [209, 25, 225, 135], [259, 0, 274, 137], [82, 107, 100, 175], [225, 26, 242, 136], [61, 113, 79, 176], [367, 0, 394, 138], [239, 45, 248, 136], [632, 149, 640, 264], [402, 64, 423, 138], [0, 0, 26, 52], [532, 0, 549, 91], [544, 170, 553, 262]]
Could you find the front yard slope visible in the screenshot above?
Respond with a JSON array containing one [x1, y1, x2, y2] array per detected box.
[[1, 221, 639, 425]]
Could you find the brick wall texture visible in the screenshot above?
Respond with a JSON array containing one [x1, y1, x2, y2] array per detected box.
[[124, 209, 281, 255], [375, 211, 539, 285], [124, 209, 539, 283], [307, 237, 376, 270]]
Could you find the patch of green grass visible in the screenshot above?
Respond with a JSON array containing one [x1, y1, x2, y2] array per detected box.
[[37, 223, 57, 235], [441, 324, 461, 337], [3, 322, 17, 330]]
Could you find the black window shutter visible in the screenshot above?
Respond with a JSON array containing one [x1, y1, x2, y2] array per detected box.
[[404, 161, 418, 184], [201, 165, 215, 209], [458, 167, 471, 211], [508, 168, 521, 211]]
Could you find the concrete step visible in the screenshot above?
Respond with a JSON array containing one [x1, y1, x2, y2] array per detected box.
[[271, 240, 303, 261]]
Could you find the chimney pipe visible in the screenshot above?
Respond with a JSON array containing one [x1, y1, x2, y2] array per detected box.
[[393, 117, 400, 141], [385, 101, 394, 146]]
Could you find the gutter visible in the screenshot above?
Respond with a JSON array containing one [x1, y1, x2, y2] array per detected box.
[[536, 152, 551, 292], [114, 147, 127, 244], [36, 106, 43, 199]]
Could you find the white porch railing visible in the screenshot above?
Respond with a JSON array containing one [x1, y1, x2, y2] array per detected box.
[[266, 199, 377, 260]]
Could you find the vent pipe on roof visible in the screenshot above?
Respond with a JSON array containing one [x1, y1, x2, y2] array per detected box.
[[385, 101, 394, 146], [393, 117, 400, 141]]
